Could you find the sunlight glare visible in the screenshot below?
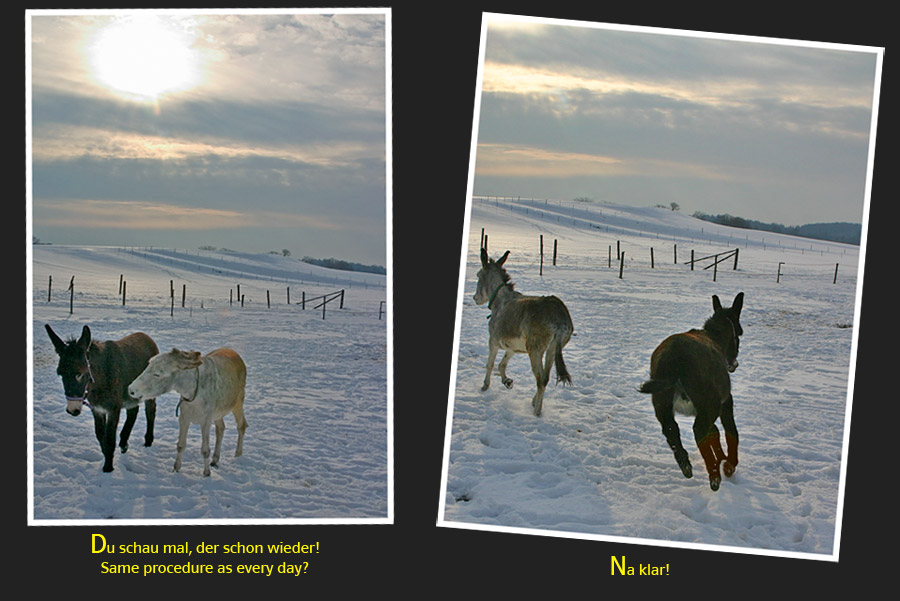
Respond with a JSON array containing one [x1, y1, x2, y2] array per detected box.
[[88, 16, 201, 102]]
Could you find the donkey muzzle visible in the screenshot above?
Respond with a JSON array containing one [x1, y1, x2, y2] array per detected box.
[[66, 398, 84, 416], [727, 359, 739, 373]]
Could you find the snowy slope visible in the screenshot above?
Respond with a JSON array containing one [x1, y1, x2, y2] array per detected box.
[[29, 245, 389, 524], [440, 197, 862, 560]]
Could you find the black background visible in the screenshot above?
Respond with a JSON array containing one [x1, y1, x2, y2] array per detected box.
[[14, 2, 895, 593]]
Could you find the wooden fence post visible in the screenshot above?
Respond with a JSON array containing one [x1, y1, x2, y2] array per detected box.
[[833, 263, 839, 284], [540, 235, 544, 276], [340, 289, 345, 309], [267, 290, 270, 308], [302, 291, 306, 310], [691, 249, 695, 271], [674, 244, 677, 265], [650, 247, 655, 269], [69, 276, 74, 315], [553, 239, 558, 266], [118, 274, 123, 295], [287, 287, 291, 304], [733, 248, 739, 270], [619, 252, 625, 279], [122, 281, 126, 306], [182, 284, 186, 307], [777, 262, 784, 283], [48, 275, 52, 302]]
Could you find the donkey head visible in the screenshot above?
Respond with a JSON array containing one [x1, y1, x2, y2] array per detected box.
[[474, 249, 511, 306], [45, 324, 94, 416], [129, 348, 202, 402], [706, 292, 744, 373]]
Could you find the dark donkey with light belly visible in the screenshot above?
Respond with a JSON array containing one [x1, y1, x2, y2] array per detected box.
[[474, 248, 573, 416], [639, 292, 744, 491], [45, 324, 159, 473]]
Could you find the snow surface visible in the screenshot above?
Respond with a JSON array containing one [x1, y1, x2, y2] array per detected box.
[[440, 197, 862, 560], [29, 245, 389, 524]]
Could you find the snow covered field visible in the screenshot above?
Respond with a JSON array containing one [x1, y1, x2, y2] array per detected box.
[[440, 197, 863, 560], [29, 245, 389, 523]]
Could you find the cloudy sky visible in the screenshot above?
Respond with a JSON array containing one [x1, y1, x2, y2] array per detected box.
[[472, 15, 881, 226], [28, 10, 387, 266]]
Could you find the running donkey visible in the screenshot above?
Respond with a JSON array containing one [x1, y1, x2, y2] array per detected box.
[[639, 292, 744, 491], [474, 248, 573, 416]]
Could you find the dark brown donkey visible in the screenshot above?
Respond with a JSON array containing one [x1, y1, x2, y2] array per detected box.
[[45, 324, 159, 473], [639, 292, 744, 491], [474, 249, 573, 416]]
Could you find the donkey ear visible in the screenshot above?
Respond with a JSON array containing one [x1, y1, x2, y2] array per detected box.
[[712, 295, 722, 313], [45, 324, 66, 354], [732, 292, 744, 314], [480, 247, 489, 267], [77, 325, 92, 349], [188, 351, 203, 367], [498, 250, 510, 266]]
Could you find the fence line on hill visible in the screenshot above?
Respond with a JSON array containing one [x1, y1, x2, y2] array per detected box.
[[478, 224, 854, 288], [40, 272, 386, 321]]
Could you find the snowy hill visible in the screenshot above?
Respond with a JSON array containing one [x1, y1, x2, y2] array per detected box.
[[29, 244, 389, 524], [440, 196, 863, 560]]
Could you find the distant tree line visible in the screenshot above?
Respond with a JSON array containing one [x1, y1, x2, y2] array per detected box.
[[301, 256, 386, 275], [692, 211, 861, 245]]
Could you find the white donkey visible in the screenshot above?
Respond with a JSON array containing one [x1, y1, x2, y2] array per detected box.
[[129, 348, 247, 476]]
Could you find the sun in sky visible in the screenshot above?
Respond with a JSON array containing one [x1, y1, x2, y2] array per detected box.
[[86, 15, 204, 104]]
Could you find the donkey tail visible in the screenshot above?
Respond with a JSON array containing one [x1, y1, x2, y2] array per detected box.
[[638, 378, 675, 394], [554, 345, 572, 386]]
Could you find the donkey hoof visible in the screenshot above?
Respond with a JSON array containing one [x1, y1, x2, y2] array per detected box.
[[709, 476, 721, 491], [481, 383, 490, 392], [723, 460, 736, 478], [502, 378, 513, 389]]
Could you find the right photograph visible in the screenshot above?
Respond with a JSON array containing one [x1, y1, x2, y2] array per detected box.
[[438, 14, 882, 560]]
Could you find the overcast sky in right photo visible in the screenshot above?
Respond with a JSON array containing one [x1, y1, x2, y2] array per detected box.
[[472, 15, 881, 226]]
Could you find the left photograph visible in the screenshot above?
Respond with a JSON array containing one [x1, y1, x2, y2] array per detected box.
[[26, 9, 392, 523]]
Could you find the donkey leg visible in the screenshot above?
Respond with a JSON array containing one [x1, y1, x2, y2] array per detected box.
[[211, 418, 225, 468], [652, 395, 692, 478], [118, 406, 139, 453], [200, 419, 213, 477], [528, 348, 549, 416], [720, 394, 739, 477], [143, 399, 157, 447], [498, 351, 514, 388], [100, 410, 121, 472], [694, 418, 723, 491], [482, 342, 500, 391], [173, 413, 190, 473], [233, 398, 247, 457]]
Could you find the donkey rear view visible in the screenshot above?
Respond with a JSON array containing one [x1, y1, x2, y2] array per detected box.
[[474, 248, 573, 416], [639, 292, 744, 491]]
